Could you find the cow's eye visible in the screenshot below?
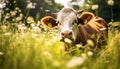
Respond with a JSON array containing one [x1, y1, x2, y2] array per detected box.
[[57, 21, 62, 25], [72, 20, 77, 25], [75, 20, 78, 23], [56, 21, 59, 24], [72, 22, 75, 25]]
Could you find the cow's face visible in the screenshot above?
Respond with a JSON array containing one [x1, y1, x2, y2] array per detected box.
[[56, 8, 78, 41], [41, 7, 84, 42]]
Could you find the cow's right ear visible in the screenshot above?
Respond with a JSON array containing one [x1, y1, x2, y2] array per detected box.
[[40, 16, 58, 29]]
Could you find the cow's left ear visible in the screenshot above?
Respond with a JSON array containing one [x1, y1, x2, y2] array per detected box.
[[40, 16, 58, 29], [77, 12, 95, 25]]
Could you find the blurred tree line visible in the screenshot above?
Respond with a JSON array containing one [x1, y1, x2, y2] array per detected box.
[[4, 0, 120, 22], [83, 0, 120, 22], [5, 0, 62, 22]]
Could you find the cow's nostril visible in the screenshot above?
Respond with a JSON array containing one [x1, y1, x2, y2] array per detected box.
[[68, 32, 72, 35], [61, 31, 72, 38], [61, 32, 64, 36]]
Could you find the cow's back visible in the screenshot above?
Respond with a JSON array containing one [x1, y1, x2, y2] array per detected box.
[[75, 15, 108, 46]]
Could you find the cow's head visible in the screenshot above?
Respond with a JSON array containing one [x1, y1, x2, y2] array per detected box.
[[41, 7, 94, 43]]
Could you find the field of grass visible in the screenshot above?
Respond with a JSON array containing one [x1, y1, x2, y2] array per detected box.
[[0, 23, 120, 69]]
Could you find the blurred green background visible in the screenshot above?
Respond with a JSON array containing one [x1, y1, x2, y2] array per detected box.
[[3, 0, 120, 22]]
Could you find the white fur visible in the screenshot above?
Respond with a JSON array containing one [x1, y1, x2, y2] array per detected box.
[[57, 8, 78, 41]]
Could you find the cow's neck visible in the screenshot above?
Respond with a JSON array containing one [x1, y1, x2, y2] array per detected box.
[[75, 24, 90, 45]]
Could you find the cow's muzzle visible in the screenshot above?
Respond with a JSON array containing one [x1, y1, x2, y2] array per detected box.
[[60, 30, 73, 41]]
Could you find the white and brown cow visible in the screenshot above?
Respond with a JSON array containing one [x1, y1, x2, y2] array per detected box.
[[41, 7, 108, 49]]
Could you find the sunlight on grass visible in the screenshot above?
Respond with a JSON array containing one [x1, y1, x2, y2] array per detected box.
[[0, 27, 120, 69]]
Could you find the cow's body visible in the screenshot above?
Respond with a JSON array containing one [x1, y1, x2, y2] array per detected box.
[[75, 17, 107, 45], [41, 7, 108, 50]]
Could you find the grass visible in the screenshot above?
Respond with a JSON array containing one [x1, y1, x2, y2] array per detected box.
[[0, 24, 120, 69]]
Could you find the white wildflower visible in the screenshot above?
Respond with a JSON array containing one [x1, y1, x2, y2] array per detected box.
[[87, 51, 93, 56], [66, 57, 85, 68], [31, 26, 41, 32], [87, 39, 94, 46], [5, 13, 10, 19], [10, 11, 17, 16], [4, 32, 11, 36], [76, 44, 83, 48], [27, 2, 36, 9], [14, 1, 16, 3], [45, 9, 50, 12], [15, 7, 20, 10], [1, 25, 7, 32], [5, 8, 9, 11], [16, 17, 22, 21], [31, 23, 35, 27], [17, 24, 27, 33], [0, 52, 4, 55], [18, 9, 21, 12], [92, 4, 99, 10], [19, 13, 23, 17], [27, 16, 35, 24], [43, 51, 52, 60], [64, 38, 72, 44], [0, 3, 6, 9], [108, 0, 114, 6]]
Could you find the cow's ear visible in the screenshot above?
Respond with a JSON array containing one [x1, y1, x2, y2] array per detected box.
[[77, 12, 95, 25], [40, 16, 58, 29]]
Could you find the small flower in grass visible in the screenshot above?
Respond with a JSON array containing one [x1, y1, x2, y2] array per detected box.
[[87, 39, 94, 46], [5, 8, 9, 11], [27, 2, 36, 9], [0, 3, 6, 9], [76, 44, 83, 48], [91, 4, 99, 10], [17, 24, 27, 33], [43, 51, 52, 60], [31, 26, 41, 33], [45, 9, 50, 12], [0, 52, 4, 55], [31, 24, 35, 28], [10, 11, 17, 16], [64, 38, 72, 44], [5, 13, 10, 19], [4, 32, 11, 36], [108, 0, 114, 6], [1, 25, 8, 32], [14, 1, 16, 4], [87, 51, 93, 56], [66, 56, 85, 68], [27, 16, 35, 24], [16, 17, 22, 21], [15, 7, 20, 11]]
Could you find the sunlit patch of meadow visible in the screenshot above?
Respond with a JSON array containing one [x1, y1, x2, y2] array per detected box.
[[0, 22, 120, 69]]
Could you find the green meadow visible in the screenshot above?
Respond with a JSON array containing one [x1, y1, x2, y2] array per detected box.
[[0, 0, 120, 69], [0, 22, 120, 69]]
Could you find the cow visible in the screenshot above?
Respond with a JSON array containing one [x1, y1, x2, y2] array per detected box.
[[40, 7, 108, 50]]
